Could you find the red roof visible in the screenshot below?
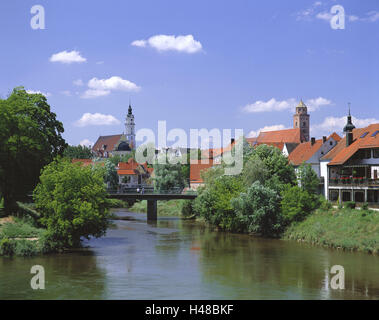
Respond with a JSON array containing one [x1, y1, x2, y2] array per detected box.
[[72, 159, 93, 166], [256, 128, 303, 144], [322, 123, 379, 165], [92, 134, 122, 154], [116, 158, 152, 176], [201, 141, 235, 159], [190, 160, 214, 183], [328, 132, 342, 142], [288, 139, 323, 166]]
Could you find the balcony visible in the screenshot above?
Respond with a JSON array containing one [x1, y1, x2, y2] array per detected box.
[[329, 177, 379, 187]]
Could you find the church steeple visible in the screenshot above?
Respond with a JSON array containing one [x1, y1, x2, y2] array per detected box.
[[344, 103, 355, 146], [293, 100, 310, 142], [125, 100, 136, 150]]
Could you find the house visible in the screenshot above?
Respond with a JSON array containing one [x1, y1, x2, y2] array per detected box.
[[117, 158, 153, 188], [289, 133, 341, 177], [288, 133, 341, 196], [92, 103, 136, 158], [189, 160, 214, 190], [201, 139, 235, 164], [321, 110, 379, 204]]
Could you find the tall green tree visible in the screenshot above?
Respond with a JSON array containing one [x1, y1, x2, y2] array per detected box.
[[297, 162, 320, 195], [0, 87, 66, 214], [104, 160, 119, 190], [153, 155, 186, 192], [34, 158, 109, 249], [63, 145, 93, 159]]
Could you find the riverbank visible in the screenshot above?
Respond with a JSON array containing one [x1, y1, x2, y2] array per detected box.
[[283, 207, 379, 254]]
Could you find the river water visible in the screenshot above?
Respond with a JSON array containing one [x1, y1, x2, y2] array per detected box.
[[0, 209, 378, 300]]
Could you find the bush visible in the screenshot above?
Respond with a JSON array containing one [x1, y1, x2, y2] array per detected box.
[[362, 202, 369, 210], [14, 239, 39, 256], [280, 185, 319, 226], [193, 175, 244, 231], [0, 238, 15, 256], [232, 181, 282, 236], [33, 158, 110, 249], [319, 197, 332, 211], [344, 201, 356, 209], [181, 200, 193, 217]]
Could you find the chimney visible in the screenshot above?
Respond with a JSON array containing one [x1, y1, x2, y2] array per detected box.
[[311, 137, 316, 146], [323, 136, 327, 143]]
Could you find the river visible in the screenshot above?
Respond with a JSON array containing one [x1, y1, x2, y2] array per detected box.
[[0, 209, 378, 299]]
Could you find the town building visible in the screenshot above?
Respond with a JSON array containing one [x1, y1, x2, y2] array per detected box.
[[320, 110, 379, 205], [117, 158, 153, 189], [92, 103, 136, 158]]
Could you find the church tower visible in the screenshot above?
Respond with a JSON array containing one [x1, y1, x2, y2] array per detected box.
[[293, 100, 310, 142], [125, 102, 136, 149]]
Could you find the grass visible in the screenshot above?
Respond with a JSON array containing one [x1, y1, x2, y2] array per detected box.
[[129, 199, 190, 216], [0, 216, 47, 257], [283, 207, 379, 254]]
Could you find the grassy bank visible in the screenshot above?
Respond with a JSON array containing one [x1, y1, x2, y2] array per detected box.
[[0, 216, 48, 256], [128, 200, 192, 216], [283, 207, 379, 254]]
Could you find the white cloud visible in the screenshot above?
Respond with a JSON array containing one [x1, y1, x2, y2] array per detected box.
[[81, 76, 140, 99], [73, 79, 84, 86], [81, 89, 111, 99], [88, 76, 140, 92], [79, 139, 94, 147], [50, 50, 86, 64], [131, 34, 202, 53], [248, 124, 288, 138], [316, 11, 333, 21], [26, 89, 51, 97], [242, 97, 332, 113], [311, 116, 379, 137], [348, 15, 359, 22], [75, 113, 121, 127], [131, 40, 147, 47]]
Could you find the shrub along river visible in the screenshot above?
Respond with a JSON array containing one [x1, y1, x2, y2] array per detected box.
[[0, 209, 378, 299]]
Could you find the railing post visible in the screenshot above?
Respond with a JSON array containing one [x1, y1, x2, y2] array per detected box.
[[147, 200, 157, 221]]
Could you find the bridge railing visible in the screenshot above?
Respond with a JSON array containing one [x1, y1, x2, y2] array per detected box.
[[107, 186, 197, 195]]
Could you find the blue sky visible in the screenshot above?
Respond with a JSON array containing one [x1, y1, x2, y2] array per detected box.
[[0, 0, 378, 147]]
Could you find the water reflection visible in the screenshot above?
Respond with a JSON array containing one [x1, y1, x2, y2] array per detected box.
[[0, 210, 378, 299]]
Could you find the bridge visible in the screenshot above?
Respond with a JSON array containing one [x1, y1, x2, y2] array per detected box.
[[107, 191, 197, 221]]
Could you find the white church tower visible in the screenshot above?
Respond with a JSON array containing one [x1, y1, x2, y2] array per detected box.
[[125, 102, 136, 149]]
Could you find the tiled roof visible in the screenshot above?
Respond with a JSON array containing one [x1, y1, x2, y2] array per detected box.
[[190, 160, 214, 183], [256, 128, 302, 144], [322, 123, 379, 165], [201, 141, 235, 159], [328, 132, 342, 142], [117, 158, 152, 175], [288, 139, 323, 166], [92, 134, 122, 153]]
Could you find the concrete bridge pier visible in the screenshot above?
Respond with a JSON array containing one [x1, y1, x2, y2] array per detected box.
[[147, 200, 157, 221]]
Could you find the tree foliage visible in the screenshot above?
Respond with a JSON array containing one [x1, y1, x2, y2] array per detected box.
[[33, 158, 109, 249], [153, 158, 186, 192], [232, 181, 282, 236], [103, 160, 119, 190], [297, 162, 319, 194], [63, 145, 93, 159], [0, 87, 66, 214]]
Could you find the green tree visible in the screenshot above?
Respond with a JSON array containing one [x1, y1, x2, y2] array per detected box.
[[193, 175, 244, 231], [63, 145, 93, 159], [103, 160, 119, 190], [297, 162, 319, 195], [33, 158, 109, 249], [232, 181, 282, 236], [0, 87, 66, 215], [108, 151, 135, 166], [241, 157, 269, 188], [280, 185, 318, 225]]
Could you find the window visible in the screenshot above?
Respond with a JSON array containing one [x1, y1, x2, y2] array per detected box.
[[330, 141, 333, 146], [303, 122, 306, 126], [364, 149, 371, 159], [374, 149, 379, 158], [360, 132, 369, 138], [371, 130, 379, 137]]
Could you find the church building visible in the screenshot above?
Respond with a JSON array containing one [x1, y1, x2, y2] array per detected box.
[[92, 103, 136, 158]]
